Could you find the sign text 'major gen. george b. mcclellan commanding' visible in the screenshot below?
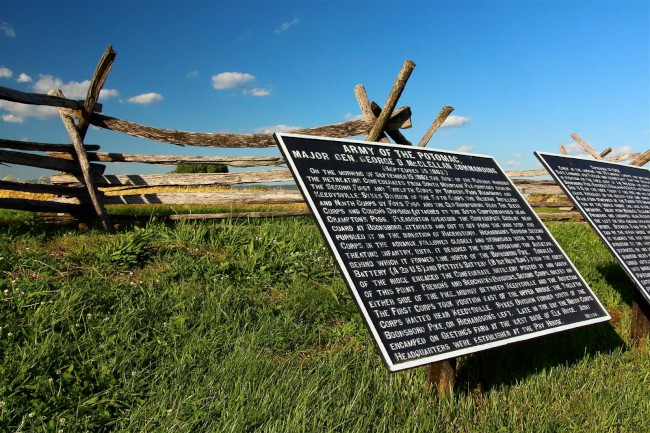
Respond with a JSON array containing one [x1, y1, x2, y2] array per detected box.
[[536, 152, 650, 305], [275, 134, 610, 372]]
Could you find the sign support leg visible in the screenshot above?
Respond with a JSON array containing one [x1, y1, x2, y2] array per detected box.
[[426, 359, 456, 397], [631, 292, 650, 347]]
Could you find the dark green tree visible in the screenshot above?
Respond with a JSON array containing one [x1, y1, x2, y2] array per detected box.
[[171, 163, 228, 174]]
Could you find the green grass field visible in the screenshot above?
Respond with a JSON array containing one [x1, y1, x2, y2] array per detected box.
[[0, 215, 648, 432]]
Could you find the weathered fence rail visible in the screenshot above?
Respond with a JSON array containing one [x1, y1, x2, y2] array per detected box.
[[51, 169, 294, 188], [58, 105, 412, 149], [0, 46, 647, 228]]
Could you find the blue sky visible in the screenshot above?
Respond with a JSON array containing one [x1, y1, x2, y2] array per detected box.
[[1, 0, 648, 180]]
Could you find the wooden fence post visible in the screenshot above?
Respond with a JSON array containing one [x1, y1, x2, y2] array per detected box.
[[631, 292, 650, 347], [47, 46, 116, 231], [51, 90, 114, 233], [571, 133, 603, 159], [366, 60, 416, 142], [370, 102, 412, 145], [77, 45, 117, 140], [354, 84, 390, 144], [418, 106, 454, 148], [630, 149, 650, 167], [426, 359, 456, 397]]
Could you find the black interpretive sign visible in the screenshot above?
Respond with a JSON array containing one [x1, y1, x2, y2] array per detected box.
[[536, 152, 650, 305], [275, 133, 610, 372]]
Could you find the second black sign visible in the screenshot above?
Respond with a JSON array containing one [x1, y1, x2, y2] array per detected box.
[[536, 152, 650, 305]]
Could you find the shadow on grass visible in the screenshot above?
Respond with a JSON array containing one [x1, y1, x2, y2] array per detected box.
[[597, 262, 637, 305], [455, 321, 625, 393]]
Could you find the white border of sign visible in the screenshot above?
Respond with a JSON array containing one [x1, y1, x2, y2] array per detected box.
[[535, 151, 650, 305], [276, 133, 610, 371]]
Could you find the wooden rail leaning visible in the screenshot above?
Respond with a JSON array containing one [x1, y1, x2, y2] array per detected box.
[[0, 180, 90, 199], [631, 149, 650, 167], [0, 148, 105, 175], [571, 133, 602, 159], [0, 85, 101, 112], [59, 106, 412, 148], [371, 102, 412, 146], [101, 190, 303, 206], [52, 168, 293, 187], [52, 89, 114, 233], [366, 60, 416, 142], [418, 106, 454, 148], [0, 198, 86, 215], [0, 84, 411, 149], [354, 84, 389, 144], [77, 46, 116, 140], [49, 153, 285, 167], [0, 138, 100, 153], [599, 148, 612, 158]]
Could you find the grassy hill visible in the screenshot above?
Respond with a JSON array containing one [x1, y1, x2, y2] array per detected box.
[[0, 217, 648, 431]]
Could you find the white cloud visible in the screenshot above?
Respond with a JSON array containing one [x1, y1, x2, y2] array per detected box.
[[100, 88, 119, 99], [455, 144, 475, 153], [275, 18, 299, 34], [0, 100, 57, 123], [609, 145, 635, 157], [0, 74, 119, 123], [441, 115, 471, 128], [254, 124, 301, 134], [127, 92, 164, 105], [562, 142, 636, 159], [211, 72, 255, 90], [562, 142, 583, 155], [0, 67, 12, 79], [17, 73, 32, 83], [344, 113, 363, 121], [2, 113, 23, 123], [244, 88, 271, 97], [1, 22, 15, 38], [504, 153, 525, 166], [32, 74, 118, 100], [33, 75, 84, 98], [185, 70, 200, 78]]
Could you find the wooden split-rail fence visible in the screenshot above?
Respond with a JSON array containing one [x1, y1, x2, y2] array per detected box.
[[1, 46, 649, 232]]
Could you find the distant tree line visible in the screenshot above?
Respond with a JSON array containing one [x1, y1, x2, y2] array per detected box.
[[171, 163, 228, 174]]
